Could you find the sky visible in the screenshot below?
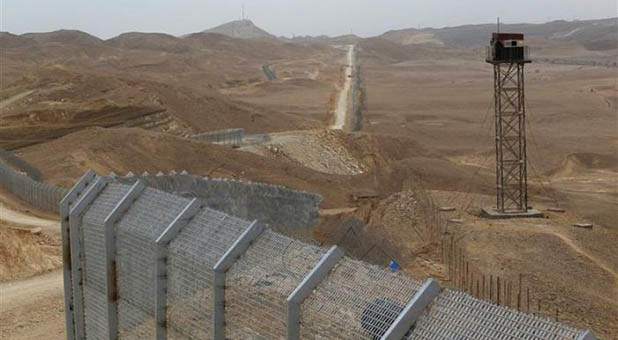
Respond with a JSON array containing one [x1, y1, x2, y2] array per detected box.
[[1, 0, 616, 39]]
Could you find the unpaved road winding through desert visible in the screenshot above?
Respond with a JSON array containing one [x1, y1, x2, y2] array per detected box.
[[0, 90, 34, 113], [0, 195, 64, 340], [331, 45, 354, 130], [0, 201, 60, 233]]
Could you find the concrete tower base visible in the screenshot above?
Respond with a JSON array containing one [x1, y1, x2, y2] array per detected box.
[[481, 207, 544, 219]]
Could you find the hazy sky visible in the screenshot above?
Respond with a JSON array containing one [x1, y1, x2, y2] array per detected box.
[[1, 0, 616, 39]]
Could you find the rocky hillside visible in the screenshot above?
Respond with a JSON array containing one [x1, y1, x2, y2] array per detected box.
[[202, 19, 275, 39], [381, 17, 617, 50]]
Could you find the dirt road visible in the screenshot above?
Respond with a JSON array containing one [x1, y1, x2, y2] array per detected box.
[[0, 270, 65, 340], [0, 90, 34, 112], [0, 201, 60, 233], [0, 270, 63, 311], [331, 45, 354, 130], [545, 230, 618, 282], [0, 193, 64, 340]]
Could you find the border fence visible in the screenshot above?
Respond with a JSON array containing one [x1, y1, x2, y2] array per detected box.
[[191, 128, 244, 145], [61, 171, 596, 340], [116, 171, 322, 240], [0, 147, 43, 180], [0, 162, 66, 213]]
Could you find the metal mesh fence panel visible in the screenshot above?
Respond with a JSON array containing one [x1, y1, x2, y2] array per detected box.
[[192, 128, 244, 145], [167, 208, 254, 340], [115, 188, 191, 339], [0, 147, 42, 180], [0, 162, 67, 213], [70, 176, 590, 340], [117, 172, 322, 231], [300, 257, 422, 340], [82, 183, 132, 340], [406, 289, 581, 340], [225, 230, 326, 340]]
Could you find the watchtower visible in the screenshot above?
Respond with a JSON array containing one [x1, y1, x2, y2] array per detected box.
[[482, 33, 543, 218]]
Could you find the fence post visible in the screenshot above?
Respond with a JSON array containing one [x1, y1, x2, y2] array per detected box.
[[59, 170, 96, 340], [103, 180, 147, 340], [286, 245, 344, 340], [380, 279, 441, 340], [153, 198, 201, 340], [577, 330, 598, 340], [69, 176, 108, 340], [212, 221, 264, 340]]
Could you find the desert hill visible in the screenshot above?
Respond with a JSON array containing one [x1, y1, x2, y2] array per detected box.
[[0, 25, 340, 150], [0, 32, 37, 48], [202, 19, 275, 39], [105, 32, 191, 53], [358, 37, 461, 64], [21, 29, 103, 46], [16, 127, 356, 207], [381, 17, 617, 50]]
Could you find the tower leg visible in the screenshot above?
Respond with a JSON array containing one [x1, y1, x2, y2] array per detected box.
[[483, 62, 543, 219]]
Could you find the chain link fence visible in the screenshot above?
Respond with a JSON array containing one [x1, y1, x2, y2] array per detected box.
[[0, 147, 42, 180], [0, 162, 66, 213], [117, 171, 322, 241], [64, 175, 590, 340], [191, 128, 244, 145]]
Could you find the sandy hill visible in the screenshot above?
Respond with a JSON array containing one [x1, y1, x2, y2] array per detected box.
[[17, 127, 355, 207], [358, 37, 461, 64], [182, 32, 329, 60], [380, 28, 444, 46], [105, 32, 191, 53], [0, 32, 37, 48], [328, 34, 363, 45], [381, 17, 617, 50], [21, 29, 103, 46], [202, 19, 275, 39]]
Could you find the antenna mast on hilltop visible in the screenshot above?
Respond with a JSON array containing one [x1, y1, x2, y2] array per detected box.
[[241, 4, 246, 20]]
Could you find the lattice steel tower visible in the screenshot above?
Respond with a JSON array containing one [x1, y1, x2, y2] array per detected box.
[[485, 33, 534, 215]]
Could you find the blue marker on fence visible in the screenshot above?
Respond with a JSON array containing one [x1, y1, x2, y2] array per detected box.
[[389, 260, 400, 271]]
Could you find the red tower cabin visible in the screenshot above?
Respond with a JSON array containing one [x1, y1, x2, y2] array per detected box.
[[487, 33, 529, 63]]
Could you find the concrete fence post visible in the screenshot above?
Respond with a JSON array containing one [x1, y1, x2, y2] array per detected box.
[[212, 221, 264, 340], [69, 176, 108, 340], [286, 246, 344, 340], [577, 330, 598, 340], [59, 170, 96, 340], [153, 198, 202, 340], [103, 180, 147, 340], [380, 279, 441, 340]]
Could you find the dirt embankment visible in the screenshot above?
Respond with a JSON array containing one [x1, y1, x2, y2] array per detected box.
[[0, 227, 61, 282], [0, 189, 62, 282]]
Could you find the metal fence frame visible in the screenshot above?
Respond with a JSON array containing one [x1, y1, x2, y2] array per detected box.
[[191, 128, 244, 145], [62, 173, 597, 340], [0, 162, 67, 213]]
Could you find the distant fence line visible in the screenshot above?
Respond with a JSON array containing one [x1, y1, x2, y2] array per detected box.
[[436, 209, 572, 324], [0, 147, 42, 180], [262, 64, 277, 80], [115, 170, 322, 239], [0, 165, 322, 231], [0, 162, 66, 213], [61, 173, 591, 340], [191, 128, 244, 145]]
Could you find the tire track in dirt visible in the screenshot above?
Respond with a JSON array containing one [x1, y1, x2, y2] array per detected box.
[[546, 231, 618, 282]]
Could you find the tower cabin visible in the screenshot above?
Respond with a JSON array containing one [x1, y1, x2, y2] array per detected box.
[[486, 33, 530, 63]]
